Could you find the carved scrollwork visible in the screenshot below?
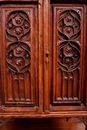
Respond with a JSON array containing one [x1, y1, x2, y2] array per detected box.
[[6, 10, 31, 73], [58, 10, 80, 72]]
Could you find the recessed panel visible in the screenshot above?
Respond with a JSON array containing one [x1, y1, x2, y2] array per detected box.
[[1, 5, 38, 107], [49, 5, 86, 110]]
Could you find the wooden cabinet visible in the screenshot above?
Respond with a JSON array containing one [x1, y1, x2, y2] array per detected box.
[[0, 0, 87, 124]]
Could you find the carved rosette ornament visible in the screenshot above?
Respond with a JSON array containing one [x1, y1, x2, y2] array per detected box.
[[6, 10, 31, 73], [58, 10, 80, 73]]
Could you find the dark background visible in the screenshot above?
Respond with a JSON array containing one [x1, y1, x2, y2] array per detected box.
[[1, 118, 85, 130]]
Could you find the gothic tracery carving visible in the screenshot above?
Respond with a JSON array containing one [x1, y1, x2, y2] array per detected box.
[[54, 8, 82, 102], [6, 10, 31, 73], [58, 9, 80, 72]]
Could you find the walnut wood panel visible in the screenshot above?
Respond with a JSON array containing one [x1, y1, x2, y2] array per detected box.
[[44, 4, 87, 112], [53, 6, 82, 104], [0, 4, 41, 113]]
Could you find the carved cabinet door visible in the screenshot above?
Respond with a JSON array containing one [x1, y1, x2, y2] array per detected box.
[[0, 3, 43, 115], [44, 3, 87, 114]]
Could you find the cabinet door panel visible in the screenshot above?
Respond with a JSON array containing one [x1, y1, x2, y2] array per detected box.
[[0, 5, 39, 110], [53, 6, 82, 104], [46, 5, 87, 112]]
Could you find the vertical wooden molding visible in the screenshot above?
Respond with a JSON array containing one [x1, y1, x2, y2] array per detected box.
[[38, 0, 43, 113], [43, 0, 50, 112]]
